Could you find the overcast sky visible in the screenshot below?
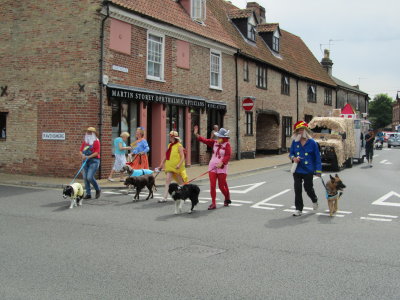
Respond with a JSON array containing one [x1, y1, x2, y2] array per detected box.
[[229, 0, 400, 100]]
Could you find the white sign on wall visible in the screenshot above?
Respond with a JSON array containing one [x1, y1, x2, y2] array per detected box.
[[112, 65, 128, 73], [42, 132, 65, 140]]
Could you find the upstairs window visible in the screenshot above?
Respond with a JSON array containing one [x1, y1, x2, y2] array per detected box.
[[273, 36, 279, 52], [191, 0, 206, 22], [147, 33, 164, 81], [243, 60, 249, 82], [281, 75, 290, 95], [0, 112, 8, 140], [307, 84, 317, 103], [210, 50, 222, 89], [247, 15, 256, 41], [256, 65, 267, 89], [324, 88, 332, 106]]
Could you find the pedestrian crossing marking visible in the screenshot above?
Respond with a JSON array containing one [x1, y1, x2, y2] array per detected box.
[[206, 181, 266, 194]]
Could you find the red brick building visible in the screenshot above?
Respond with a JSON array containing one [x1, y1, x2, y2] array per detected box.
[[1, 0, 352, 178]]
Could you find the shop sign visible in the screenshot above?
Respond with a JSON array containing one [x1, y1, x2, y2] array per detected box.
[[42, 132, 65, 140], [207, 102, 227, 110], [109, 87, 206, 108]]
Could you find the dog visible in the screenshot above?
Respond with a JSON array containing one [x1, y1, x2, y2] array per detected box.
[[62, 182, 84, 209], [168, 183, 200, 214], [120, 165, 153, 177], [325, 174, 346, 216], [124, 174, 155, 201]]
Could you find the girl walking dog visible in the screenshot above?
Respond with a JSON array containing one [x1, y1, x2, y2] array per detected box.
[[194, 125, 231, 210]]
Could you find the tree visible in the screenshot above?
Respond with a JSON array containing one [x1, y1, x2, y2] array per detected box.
[[368, 94, 393, 129]]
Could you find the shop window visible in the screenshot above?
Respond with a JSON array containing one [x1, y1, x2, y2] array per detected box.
[[207, 109, 224, 152], [210, 50, 222, 89], [0, 112, 7, 140], [111, 100, 138, 149], [245, 112, 253, 135], [147, 32, 164, 81], [166, 105, 185, 147]]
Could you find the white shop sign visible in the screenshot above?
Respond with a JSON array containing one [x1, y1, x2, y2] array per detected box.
[[112, 65, 128, 73], [42, 132, 65, 140]]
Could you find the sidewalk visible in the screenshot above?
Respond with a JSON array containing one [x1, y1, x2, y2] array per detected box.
[[0, 153, 291, 189]]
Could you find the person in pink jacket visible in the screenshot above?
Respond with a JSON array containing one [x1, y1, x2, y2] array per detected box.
[[194, 125, 231, 210]]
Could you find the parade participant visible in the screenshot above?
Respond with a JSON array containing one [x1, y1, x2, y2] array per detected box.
[[194, 125, 231, 210], [158, 131, 188, 203], [129, 127, 150, 169], [289, 121, 321, 216], [365, 128, 375, 167], [210, 124, 219, 140], [79, 127, 101, 199], [108, 132, 132, 182]]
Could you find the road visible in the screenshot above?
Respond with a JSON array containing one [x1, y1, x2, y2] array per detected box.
[[1, 147, 399, 299]]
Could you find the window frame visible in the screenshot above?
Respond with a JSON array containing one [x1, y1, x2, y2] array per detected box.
[[210, 49, 222, 90], [245, 111, 253, 136], [191, 0, 206, 22], [281, 75, 290, 95], [324, 88, 332, 106], [243, 60, 249, 82], [146, 31, 165, 82], [247, 15, 256, 42], [0, 112, 7, 140], [256, 65, 267, 89], [307, 84, 317, 103], [282, 116, 292, 137], [272, 36, 279, 52]]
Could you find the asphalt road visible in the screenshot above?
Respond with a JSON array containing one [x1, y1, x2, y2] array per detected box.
[[1, 146, 400, 299]]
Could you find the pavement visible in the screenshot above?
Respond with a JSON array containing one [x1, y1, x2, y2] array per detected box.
[[0, 153, 291, 189]]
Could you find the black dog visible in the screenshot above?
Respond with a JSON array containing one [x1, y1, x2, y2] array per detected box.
[[168, 183, 200, 214], [124, 175, 155, 201]]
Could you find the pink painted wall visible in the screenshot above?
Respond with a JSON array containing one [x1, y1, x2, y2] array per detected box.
[[151, 103, 166, 168], [185, 107, 192, 165], [176, 40, 190, 69], [109, 18, 131, 55]]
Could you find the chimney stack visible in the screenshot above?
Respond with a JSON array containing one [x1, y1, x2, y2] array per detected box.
[[246, 2, 266, 23], [320, 49, 333, 76]]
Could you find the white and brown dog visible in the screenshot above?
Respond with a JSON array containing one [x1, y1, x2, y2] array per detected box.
[[325, 174, 346, 216], [62, 183, 85, 209]]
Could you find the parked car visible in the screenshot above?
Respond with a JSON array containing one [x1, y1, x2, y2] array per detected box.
[[388, 135, 400, 148]]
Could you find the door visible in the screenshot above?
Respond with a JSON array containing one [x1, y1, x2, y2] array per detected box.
[[191, 109, 200, 164]]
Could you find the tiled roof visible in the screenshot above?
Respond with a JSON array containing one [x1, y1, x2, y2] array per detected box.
[[227, 8, 253, 19], [332, 76, 368, 95], [257, 23, 279, 33], [109, 0, 237, 48]]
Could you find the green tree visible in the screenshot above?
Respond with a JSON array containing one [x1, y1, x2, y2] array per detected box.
[[368, 94, 393, 129]]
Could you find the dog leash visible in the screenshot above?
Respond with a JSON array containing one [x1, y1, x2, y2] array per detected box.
[[69, 158, 88, 185], [184, 170, 210, 185]]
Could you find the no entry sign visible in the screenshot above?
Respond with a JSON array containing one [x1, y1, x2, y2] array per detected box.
[[242, 97, 254, 111]]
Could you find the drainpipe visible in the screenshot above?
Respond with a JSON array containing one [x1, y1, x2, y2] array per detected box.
[[296, 78, 299, 122], [235, 51, 241, 160], [98, 1, 110, 179]]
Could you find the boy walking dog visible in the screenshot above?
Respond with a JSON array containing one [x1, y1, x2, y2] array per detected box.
[[289, 121, 322, 216]]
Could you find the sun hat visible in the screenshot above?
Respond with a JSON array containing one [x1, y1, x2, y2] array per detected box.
[[214, 128, 230, 138], [86, 127, 97, 134], [169, 131, 181, 142], [293, 121, 310, 132]]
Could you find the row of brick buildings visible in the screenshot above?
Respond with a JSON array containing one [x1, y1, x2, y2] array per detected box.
[[0, 0, 369, 177]]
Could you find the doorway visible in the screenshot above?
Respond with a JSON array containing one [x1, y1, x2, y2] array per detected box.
[[191, 109, 200, 164]]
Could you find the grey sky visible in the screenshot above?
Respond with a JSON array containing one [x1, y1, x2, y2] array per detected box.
[[229, 0, 400, 100]]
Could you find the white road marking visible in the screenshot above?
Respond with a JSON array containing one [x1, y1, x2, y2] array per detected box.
[[291, 206, 313, 210], [360, 217, 392, 222], [103, 191, 122, 194], [324, 210, 352, 214], [263, 203, 284, 207], [216, 202, 242, 207], [283, 209, 308, 214], [368, 214, 398, 219], [251, 189, 290, 210], [254, 206, 276, 210], [207, 181, 266, 194], [372, 191, 400, 207], [380, 160, 388, 163], [316, 213, 345, 217]]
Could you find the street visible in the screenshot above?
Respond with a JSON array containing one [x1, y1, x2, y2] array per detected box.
[[1, 147, 400, 299]]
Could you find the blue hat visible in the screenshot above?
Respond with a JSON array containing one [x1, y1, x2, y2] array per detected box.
[[214, 128, 230, 138]]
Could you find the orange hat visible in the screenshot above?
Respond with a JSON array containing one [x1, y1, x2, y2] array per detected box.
[[293, 121, 309, 131]]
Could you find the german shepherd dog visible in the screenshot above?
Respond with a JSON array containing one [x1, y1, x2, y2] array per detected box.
[[325, 174, 346, 216]]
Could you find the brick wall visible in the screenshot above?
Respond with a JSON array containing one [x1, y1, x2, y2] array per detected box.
[[0, 0, 104, 176]]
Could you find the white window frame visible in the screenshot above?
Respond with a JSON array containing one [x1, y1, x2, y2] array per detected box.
[[210, 49, 222, 90], [146, 31, 165, 82], [191, 0, 206, 22], [247, 15, 256, 41], [272, 30, 280, 52]]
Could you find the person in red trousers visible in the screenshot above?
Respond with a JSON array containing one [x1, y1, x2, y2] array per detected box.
[[193, 125, 231, 210]]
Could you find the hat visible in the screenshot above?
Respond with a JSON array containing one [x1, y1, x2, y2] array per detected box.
[[214, 128, 230, 138], [293, 121, 310, 131], [120, 131, 130, 138], [169, 131, 181, 141], [86, 127, 97, 134]]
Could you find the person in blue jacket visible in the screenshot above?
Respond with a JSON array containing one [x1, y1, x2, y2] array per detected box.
[[289, 121, 322, 216]]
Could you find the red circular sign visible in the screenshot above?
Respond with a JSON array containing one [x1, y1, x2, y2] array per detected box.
[[242, 98, 254, 111]]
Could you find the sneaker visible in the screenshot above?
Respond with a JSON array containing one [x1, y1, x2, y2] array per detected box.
[[107, 178, 115, 182], [313, 201, 319, 210], [95, 190, 101, 199], [292, 210, 302, 216], [83, 195, 91, 200], [158, 199, 167, 203]]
